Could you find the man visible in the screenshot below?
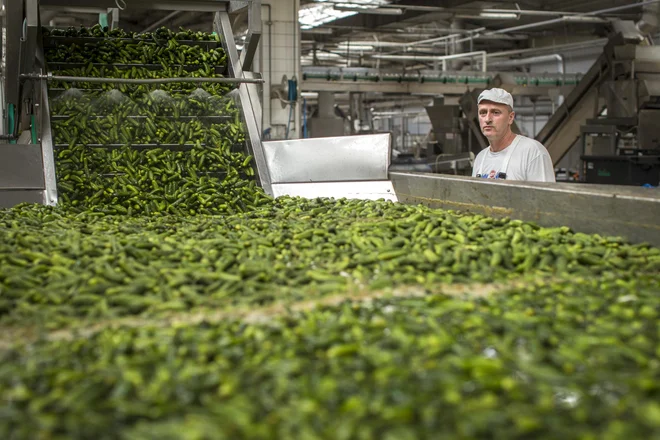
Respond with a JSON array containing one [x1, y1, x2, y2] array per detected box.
[[472, 88, 555, 182]]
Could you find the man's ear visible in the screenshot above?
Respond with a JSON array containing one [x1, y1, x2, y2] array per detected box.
[[508, 110, 515, 125]]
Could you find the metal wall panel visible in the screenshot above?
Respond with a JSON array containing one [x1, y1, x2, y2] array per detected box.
[[272, 181, 397, 202], [0, 190, 44, 208], [263, 133, 391, 184], [0, 145, 45, 189]]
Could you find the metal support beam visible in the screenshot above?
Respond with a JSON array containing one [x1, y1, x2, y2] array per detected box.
[[39, 79, 58, 206], [240, 0, 261, 71], [38, 0, 231, 12], [4, 0, 24, 124], [215, 11, 272, 195]]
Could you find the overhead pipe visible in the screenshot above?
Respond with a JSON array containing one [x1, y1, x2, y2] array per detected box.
[[21, 73, 264, 84], [487, 38, 607, 59], [489, 54, 566, 107], [454, 13, 607, 23], [318, 1, 640, 18], [371, 51, 488, 72], [489, 54, 564, 73], [382, 0, 659, 50], [451, 0, 660, 44]]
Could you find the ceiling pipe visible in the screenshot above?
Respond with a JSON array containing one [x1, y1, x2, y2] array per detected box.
[[450, 0, 660, 44], [455, 13, 608, 23], [380, 0, 657, 50], [371, 51, 488, 72], [316, 1, 642, 18], [487, 38, 607, 58], [490, 54, 564, 74]]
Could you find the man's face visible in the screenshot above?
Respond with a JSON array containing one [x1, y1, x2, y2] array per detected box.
[[478, 101, 514, 141]]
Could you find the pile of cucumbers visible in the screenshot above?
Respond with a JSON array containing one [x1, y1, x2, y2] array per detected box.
[[0, 25, 658, 439]]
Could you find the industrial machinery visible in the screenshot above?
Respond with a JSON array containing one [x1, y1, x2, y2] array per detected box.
[[535, 22, 660, 186], [0, 0, 266, 205], [0, 2, 659, 247]]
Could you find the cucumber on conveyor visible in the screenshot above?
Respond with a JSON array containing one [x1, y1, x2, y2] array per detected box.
[[1, 23, 660, 440], [43, 24, 267, 216]]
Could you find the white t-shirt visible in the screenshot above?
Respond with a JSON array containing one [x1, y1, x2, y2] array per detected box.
[[472, 135, 556, 182]]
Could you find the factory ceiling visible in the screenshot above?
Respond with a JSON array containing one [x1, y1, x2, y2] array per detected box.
[[39, 0, 654, 69]]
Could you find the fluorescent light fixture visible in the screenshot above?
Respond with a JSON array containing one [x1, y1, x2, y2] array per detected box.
[[479, 12, 519, 19], [333, 5, 403, 15], [302, 52, 343, 60], [299, 0, 391, 29], [337, 41, 375, 51]]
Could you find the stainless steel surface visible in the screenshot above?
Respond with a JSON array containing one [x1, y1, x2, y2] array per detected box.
[[536, 48, 610, 165], [614, 45, 660, 73], [38, 0, 232, 11], [638, 109, 660, 150], [22, 73, 264, 85], [0, 144, 45, 189], [215, 11, 272, 195], [638, 79, 660, 108], [0, 190, 44, 208], [263, 134, 391, 184], [272, 181, 398, 202], [391, 172, 660, 246], [4, 0, 23, 122], [40, 79, 58, 206]]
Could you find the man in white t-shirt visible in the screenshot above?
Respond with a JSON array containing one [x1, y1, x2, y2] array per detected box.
[[471, 88, 556, 182]]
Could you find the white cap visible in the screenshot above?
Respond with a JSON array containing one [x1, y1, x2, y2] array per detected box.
[[478, 88, 514, 110]]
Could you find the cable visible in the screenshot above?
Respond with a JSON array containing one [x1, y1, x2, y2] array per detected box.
[[115, 0, 127, 10]]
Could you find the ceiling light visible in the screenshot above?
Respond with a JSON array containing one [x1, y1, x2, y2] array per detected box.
[[479, 12, 519, 19], [333, 5, 403, 15], [338, 45, 374, 51], [299, 1, 391, 29]]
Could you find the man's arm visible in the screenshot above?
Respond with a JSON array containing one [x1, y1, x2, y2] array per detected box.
[[526, 153, 556, 182]]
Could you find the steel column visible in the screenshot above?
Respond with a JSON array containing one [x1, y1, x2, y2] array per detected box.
[[215, 11, 272, 195]]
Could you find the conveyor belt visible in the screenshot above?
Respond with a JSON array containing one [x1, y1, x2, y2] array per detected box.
[[391, 172, 660, 246]]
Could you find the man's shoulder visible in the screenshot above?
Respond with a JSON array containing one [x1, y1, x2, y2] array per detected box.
[[475, 147, 489, 159], [515, 135, 549, 156]]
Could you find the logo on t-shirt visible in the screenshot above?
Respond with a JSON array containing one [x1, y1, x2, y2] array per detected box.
[[476, 171, 507, 180]]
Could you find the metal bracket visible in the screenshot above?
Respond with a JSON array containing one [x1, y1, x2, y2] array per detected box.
[[19, 0, 40, 109], [4, 0, 24, 135], [107, 7, 119, 30]]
